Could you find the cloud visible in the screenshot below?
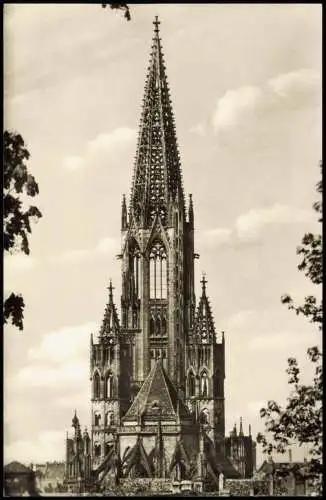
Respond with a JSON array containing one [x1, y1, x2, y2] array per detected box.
[[88, 127, 136, 154], [11, 322, 98, 391], [268, 68, 320, 98], [14, 360, 88, 388], [200, 203, 311, 249], [4, 430, 65, 465], [248, 330, 312, 351], [199, 228, 232, 247], [4, 254, 38, 273], [247, 400, 266, 417], [62, 127, 137, 172], [190, 122, 207, 136], [56, 236, 119, 265], [226, 310, 256, 330], [95, 236, 117, 254], [62, 155, 85, 171], [235, 203, 313, 239], [212, 85, 263, 133], [211, 68, 320, 134], [28, 322, 96, 364]]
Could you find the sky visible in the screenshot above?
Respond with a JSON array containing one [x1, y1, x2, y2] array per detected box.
[[4, 4, 322, 467]]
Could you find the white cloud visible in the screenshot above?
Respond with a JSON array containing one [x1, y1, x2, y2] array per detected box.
[[4, 430, 65, 465], [62, 155, 85, 171], [14, 360, 88, 388], [247, 400, 265, 417], [226, 310, 256, 329], [60, 248, 91, 264], [4, 254, 38, 273], [28, 322, 96, 363], [200, 203, 311, 249], [236, 204, 312, 239], [88, 127, 136, 154], [190, 122, 207, 136], [211, 69, 320, 134], [268, 68, 320, 98], [212, 85, 263, 133], [57, 236, 119, 265], [62, 127, 137, 171], [96, 236, 117, 254], [200, 228, 232, 247], [249, 330, 312, 351]]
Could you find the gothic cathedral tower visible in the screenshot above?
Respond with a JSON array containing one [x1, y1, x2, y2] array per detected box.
[[88, 17, 227, 476]]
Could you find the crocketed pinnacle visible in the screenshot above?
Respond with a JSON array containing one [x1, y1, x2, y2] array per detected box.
[[99, 280, 120, 338], [193, 274, 216, 344], [129, 16, 185, 226]]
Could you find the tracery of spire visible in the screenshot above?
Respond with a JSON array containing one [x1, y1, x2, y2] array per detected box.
[[193, 273, 216, 344], [99, 280, 120, 338], [129, 16, 185, 226]]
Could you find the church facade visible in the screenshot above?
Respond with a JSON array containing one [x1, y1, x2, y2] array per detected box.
[[64, 18, 256, 494]]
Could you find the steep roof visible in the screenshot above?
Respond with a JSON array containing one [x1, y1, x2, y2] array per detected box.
[[123, 359, 190, 421], [129, 16, 185, 226], [204, 434, 241, 480], [4, 462, 33, 475]]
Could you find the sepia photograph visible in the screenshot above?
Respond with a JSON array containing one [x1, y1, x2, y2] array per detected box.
[[3, 3, 322, 496]]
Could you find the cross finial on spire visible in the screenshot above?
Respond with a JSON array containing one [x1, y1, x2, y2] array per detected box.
[[107, 279, 114, 298], [153, 15, 160, 34], [200, 272, 207, 292]]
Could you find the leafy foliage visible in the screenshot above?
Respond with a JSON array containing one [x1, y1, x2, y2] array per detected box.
[[101, 3, 131, 21], [3, 131, 42, 330], [257, 163, 323, 486]]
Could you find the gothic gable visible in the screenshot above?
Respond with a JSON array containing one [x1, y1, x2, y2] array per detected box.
[[123, 359, 189, 421]]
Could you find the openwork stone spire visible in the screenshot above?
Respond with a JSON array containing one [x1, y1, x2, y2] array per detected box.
[[194, 274, 216, 344], [99, 280, 120, 338], [130, 16, 184, 226]]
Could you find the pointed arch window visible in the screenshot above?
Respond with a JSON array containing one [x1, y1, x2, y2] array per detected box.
[[200, 371, 208, 397], [130, 240, 141, 299], [93, 372, 101, 399], [150, 317, 155, 335], [94, 412, 101, 427], [155, 315, 161, 336], [162, 316, 167, 335], [188, 371, 196, 397], [104, 373, 114, 399], [150, 241, 167, 299], [94, 443, 101, 458], [105, 412, 114, 427]]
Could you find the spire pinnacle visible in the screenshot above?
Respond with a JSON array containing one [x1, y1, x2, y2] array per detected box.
[[99, 282, 120, 337], [239, 416, 244, 436], [188, 193, 194, 227], [194, 273, 216, 344]]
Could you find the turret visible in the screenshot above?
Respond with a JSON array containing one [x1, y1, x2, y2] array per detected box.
[[188, 193, 194, 228], [121, 194, 128, 230]]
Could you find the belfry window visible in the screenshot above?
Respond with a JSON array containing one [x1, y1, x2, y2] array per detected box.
[[149, 241, 167, 299], [93, 372, 100, 399]]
